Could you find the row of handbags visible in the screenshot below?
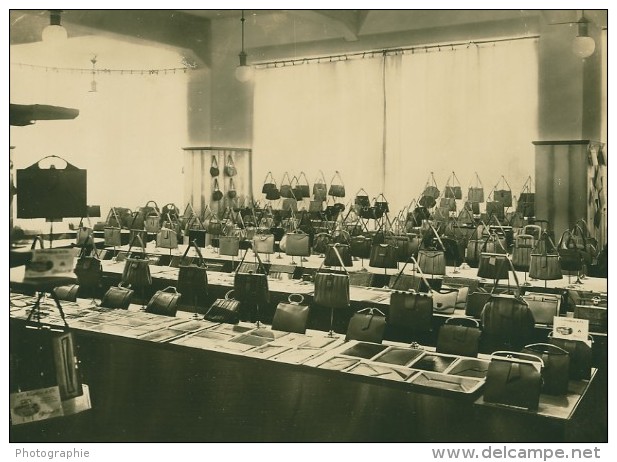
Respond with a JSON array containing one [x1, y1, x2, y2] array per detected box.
[[210, 154, 237, 177], [261, 171, 345, 200]]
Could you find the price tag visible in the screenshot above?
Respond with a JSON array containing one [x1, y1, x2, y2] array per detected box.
[[553, 317, 589, 343]]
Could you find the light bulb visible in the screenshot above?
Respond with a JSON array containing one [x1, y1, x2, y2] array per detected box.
[[572, 35, 596, 58], [42, 24, 68, 43], [235, 65, 254, 82]]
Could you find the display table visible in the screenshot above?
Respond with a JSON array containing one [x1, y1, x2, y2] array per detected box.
[[8, 294, 606, 442]]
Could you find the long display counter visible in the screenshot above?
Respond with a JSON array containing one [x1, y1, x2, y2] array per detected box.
[[8, 294, 607, 442]]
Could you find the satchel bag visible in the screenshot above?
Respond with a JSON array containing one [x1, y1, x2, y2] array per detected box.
[[314, 244, 350, 309], [345, 308, 387, 343], [228, 178, 237, 199], [486, 201, 505, 219], [279, 172, 294, 199], [74, 246, 102, 289], [417, 249, 446, 276], [388, 290, 433, 333], [233, 250, 269, 304], [522, 293, 560, 325], [369, 243, 398, 269], [477, 252, 510, 280], [511, 234, 534, 271], [328, 171, 346, 198], [349, 235, 372, 259], [100, 283, 134, 309], [177, 240, 209, 300], [224, 154, 237, 177], [529, 253, 562, 280], [436, 317, 481, 357], [549, 333, 592, 380], [272, 294, 310, 334], [212, 178, 224, 201], [210, 155, 219, 177], [468, 173, 485, 203], [205, 290, 240, 324], [284, 231, 310, 257], [324, 243, 352, 267], [484, 351, 544, 410], [296, 172, 310, 199], [121, 235, 152, 287], [144, 211, 161, 234], [418, 195, 436, 208], [252, 233, 275, 254], [522, 343, 570, 396], [219, 235, 240, 257], [354, 188, 371, 208], [422, 172, 440, 199], [481, 294, 535, 350], [52, 284, 80, 302], [156, 227, 178, 249], [432, 288, 459, 315], [494, 189, 512, 207], [104, 226, 122, 247], [385, 234, 413, 263], [313, 171, 328, 201], [465, 290, 492, 318], [557, 230, 583, 272], [146, 286, 181, 317]]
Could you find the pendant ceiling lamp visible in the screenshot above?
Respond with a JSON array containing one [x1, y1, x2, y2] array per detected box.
[[235, 10, 254, 82], [571, 11, 596, 59], [42, 10, 68, 43]]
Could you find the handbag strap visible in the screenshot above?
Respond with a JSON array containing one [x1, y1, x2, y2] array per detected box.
[[523, 342, 569, 356], [490, 351, 544, 369], [229, 177, 236, 191], [145, 200, 159, 212], [355, 188, 369, 199], [287, 293, 305, 305], [263, 171, 276, 185], [375, 192, 388, 205], [161, 286, 179, 295], [211, 155, 218, 168], [451, 171, 462, 187], [469, 171, 484, 189], [315, 170, 327, 185], [355, 307, 386, 329], [31, 235, 45, 249], [235, 248, 269, 275], [127, 233, 147, 258], [280, 171, 291, 186], [445, 316, 480, 328], [317, 243, 349, 273], [298, 171, 310, 187], [226, 154, 235, 168], [213, 178, 221, 191], [330, 170, 345, 187]]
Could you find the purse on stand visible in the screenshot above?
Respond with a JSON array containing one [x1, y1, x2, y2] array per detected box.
[[492, 175, 513, 208], [100, 283, 135, 309], [436, 317, 481, 357], [328, 170, 346, 198], [467, 171, 485, 203], [444, 171, 463, 200], [233, 249, 270, 304], [345, 308, 387, 343], [121, 234, 152, 288], [177, 239, 209, 303], [205, 290, 240, 324], [272, 294, 310, 334]]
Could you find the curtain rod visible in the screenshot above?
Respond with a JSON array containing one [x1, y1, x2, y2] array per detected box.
[[253, 35, 539, 69]]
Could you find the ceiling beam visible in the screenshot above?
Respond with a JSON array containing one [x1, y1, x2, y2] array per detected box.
[[285, 10, 362, 41]]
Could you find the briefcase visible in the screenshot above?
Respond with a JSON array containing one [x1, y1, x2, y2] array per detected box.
[[522, 293, 560, 325]]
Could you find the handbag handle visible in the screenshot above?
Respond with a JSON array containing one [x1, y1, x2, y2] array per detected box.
[[287, 293, 305, 305], [490, 351, 544, 369], [211, 155, 218, 168], [374, 192, 388, 204], [235, 247, 269, 275], [523, 342, 569, 356], [280, 171, 292, 186], [224, 289, 236, 300], [127, 233, 147, 258], [31, 235, 45, 249], [329, 170, 345, 187], [317, 243, 349, 274], [263, 171, 277, 186], [213, 178, 221, 191], [226, 154, 235, 168], [444, 316, 480, 328], [79, 235, 100, 259], [145, 200, 159, 211], [354, 188, 370, 199], [162, 286, 179, 294], [428, 222, 447, 252], [314, 170, 327, 185], [229, 177, 236, 192], [471, 171, 484, 189], [424, 171, 438, 189], [108, 207, 122, 228], [298, 171, 310, 187], [180, 239, 206, 267]]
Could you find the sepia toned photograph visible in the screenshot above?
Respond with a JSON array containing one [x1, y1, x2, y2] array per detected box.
[[8, 4, 608, 448]]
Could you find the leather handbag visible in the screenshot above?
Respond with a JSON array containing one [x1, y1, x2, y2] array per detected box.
[[445, 173, 463, 200], [468, 174, 485, 203], [212, 178, 224, 201], [436, 317, 481, 357], [52, 284, 79, 302], [324, 243, 352, 267], [549, 333, 592, 380], [511, 234, 534, 271], [282, 197, 298, 213], [486, 201, 505, 219], [228, 178, 237, 199], [314, 272, 350, 309], [522, 342, 571, 396], [296, 171, 310, 199], [345, 308, 387, 343], [144, 211, 161, 234], [439, 197, 456, 212], [349, 235, 372, 259], [432, 288, 459, 315], [354, 188, 370, 208], [234, 250, 269, 303], [385, 234, 413, 263], [388, 273, 422, 292], [187, 216, 207, 247], [481, 294, 536, 350], [388, 290, 433, 333], [418, 195, 436, 208], [177, 240, 208, 300], [74, 245, 102, 289], [104, 226, 122, 247], [100, 283, 134, 309], [206, 216, 223, 236], [121, 235, 152, 287], [477, 252, 510, 280], [224, 154, 237, 177], [517, 192, 535, 217], [574, 304, 607, 332], [529, 253, 562, 280], [522, 293, 560, 325], [75, 223, 93, 247], [210, 155, 219, 177], [369, 243, 398, 269], [557, 230, 583, 272], [465, 290, 492, 318], [328, 171, 346, 197], [279, 172, 294, 199], [374, 193, 390, 215], [313, 171, 328, 201], [272, 294, 310, 334], [252, 233, 275, 254], [219, 235, 240, 256], [494, 189, 513, 207], [484, 351, 544, 410], [205, 290, 240, 324], [145, 286, 181, 317], [284, 231, 310, 257], [262, 171, 278, 193], [312, 232, 332, 255], [417, 249, 446, 276], [156, 227, 178, 249]]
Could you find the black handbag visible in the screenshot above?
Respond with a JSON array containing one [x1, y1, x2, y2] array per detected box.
[[52, 284, 79, 302], [177, 240, 209, 301], [212, 178, 224, 201], [521, 342, 570, 396], [204, 290, 240, 324], [436, 317, 481, 357], [145, 286, 181, 317], [444, 172, 463, 200], [324, 243, 352, 267], [484, 351, 544, 410], [328, 171, 346, 198], [210, 155, 219, 177], [349, 235, 372, 259], [121, 235, 152, 288], [272, 294, 310, 334], [465, 290, 492, 318], [314, 245, 350, 310], [549, 333, 593, 380], [233, 250, 269, 304], [369, 243, 398, 269], [100, 283, 134, 309], [388, 290, 433, 333], [74, 243, 102, 289], [345, 308, 387, 343]]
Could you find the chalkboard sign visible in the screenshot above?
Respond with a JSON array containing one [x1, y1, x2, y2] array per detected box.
[[16, 156, 87, 219]]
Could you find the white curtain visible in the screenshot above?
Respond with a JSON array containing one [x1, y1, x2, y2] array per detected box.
[[253, 58, 385, 208], [252, 38, 538, 215]]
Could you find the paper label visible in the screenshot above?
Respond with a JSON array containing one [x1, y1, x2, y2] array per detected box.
[[24, 249, 75, 279], [553, 317, 589, 342], [10, 386, 64, 425]]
